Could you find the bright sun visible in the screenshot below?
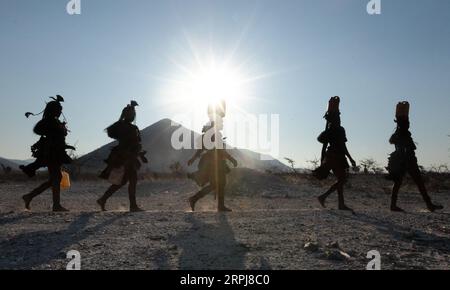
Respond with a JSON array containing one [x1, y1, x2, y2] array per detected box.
[[156, 32, 273, 124], [160, 57, 251, 115], [186, 63, 246, 107]]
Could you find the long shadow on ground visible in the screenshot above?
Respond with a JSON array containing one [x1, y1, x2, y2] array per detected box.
[[171, 214, 250, 270], [0, 212, 128, 269]]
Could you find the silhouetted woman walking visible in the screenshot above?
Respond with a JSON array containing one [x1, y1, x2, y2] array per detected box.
[[314, 96, 356, 212], [187, 101, 237, 212], [97, 101, 147, 212], [21, 95, 74, 212], [386, 101, 443, 212]]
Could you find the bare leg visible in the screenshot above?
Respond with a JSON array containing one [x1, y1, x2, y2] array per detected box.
[[336, 181, 353, 213], [318, 183, 339, 208], [391, 178, 405, 212], [334, 168, 353, 213], [20, 160, 43, 178], [409, 166, 443, 212], [319, 166, 353, 212], [22, 180, 52, 210], [128, 169, 143, 212], [217, 179, 231, 212], [97, 184, 124, 211], [47, 165, 68, 212], [189, 185, 213, 211]]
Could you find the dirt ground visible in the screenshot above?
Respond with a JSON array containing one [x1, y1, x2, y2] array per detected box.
[[0, 173, 449, 270]]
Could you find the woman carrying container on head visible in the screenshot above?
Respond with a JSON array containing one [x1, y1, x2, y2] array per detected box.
[[313, 96, 357, 213], [386, 101, 443, 212]]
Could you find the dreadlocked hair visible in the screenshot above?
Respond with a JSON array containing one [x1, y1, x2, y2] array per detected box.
[[119, 105, 136, 122], [42, 101, 63, 120], [324, 111, 341, 128]]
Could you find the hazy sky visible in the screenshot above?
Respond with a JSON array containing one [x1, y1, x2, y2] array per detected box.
[[0, 0, 449, 168]]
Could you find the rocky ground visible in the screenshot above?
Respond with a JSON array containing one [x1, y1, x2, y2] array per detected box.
[[0, 171, 449, 270]]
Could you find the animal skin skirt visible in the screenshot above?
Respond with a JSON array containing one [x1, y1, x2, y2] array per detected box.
[[313, 151, 349, 180]]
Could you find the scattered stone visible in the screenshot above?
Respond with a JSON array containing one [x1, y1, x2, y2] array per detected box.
[[324, 249, 351, 261], [436, 225, 450, 234], [326, 241, 340, 249], [149, 235, 165, 241], [304, 242, 319, 252], [404, 230, 419, 240]]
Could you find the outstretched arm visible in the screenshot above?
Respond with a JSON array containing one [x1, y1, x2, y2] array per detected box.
[[188, 149, 203, 166], [65, 145, 76, 151], [320, 143, 327, 164], [344, 144, 356, 167], [224, 151, 238, 167]]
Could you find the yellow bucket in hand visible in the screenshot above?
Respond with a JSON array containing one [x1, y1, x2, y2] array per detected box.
[[60, 170, 71, 190]]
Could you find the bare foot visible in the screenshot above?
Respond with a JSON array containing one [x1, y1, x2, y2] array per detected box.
[[22, 195, 32, 210], [339, 205, 355, 215], [390, 206, 405, 212], [218, 206, 232, 212], [130, 206, 144, 212], [427, 203, 443, 212], [188, 197, 196, 212], [318, 196, 326, 208], [97, 198, 107, 211], [53, 205, 69, 212]]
